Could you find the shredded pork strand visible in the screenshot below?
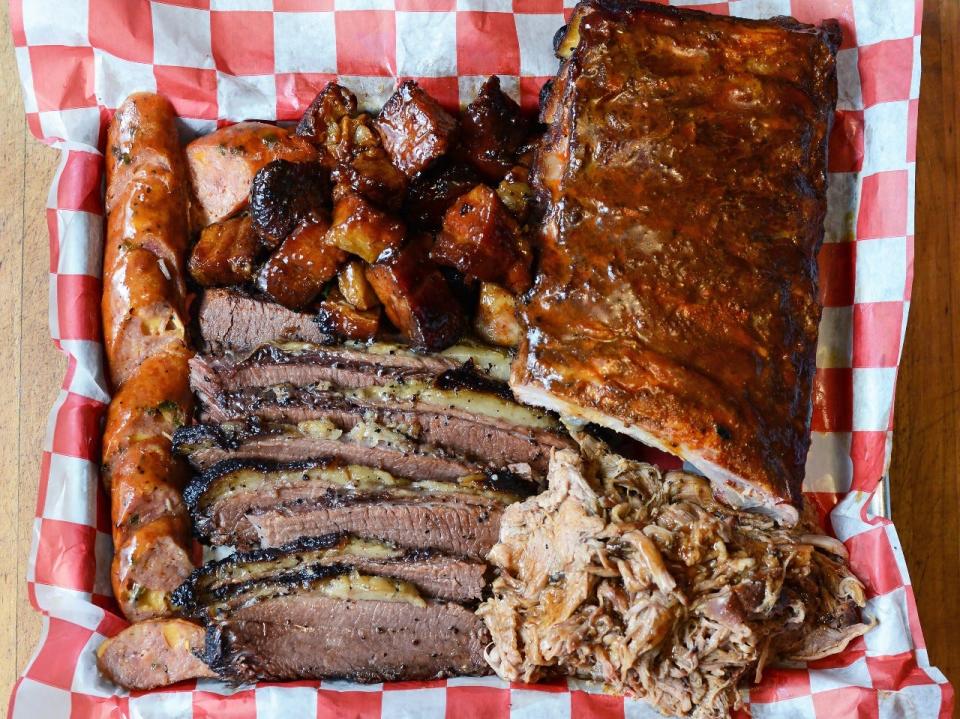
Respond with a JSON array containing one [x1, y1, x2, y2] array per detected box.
[[478, 435, 874, 719]]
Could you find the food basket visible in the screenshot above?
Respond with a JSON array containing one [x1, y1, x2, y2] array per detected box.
[[7, 0, 952, 716]]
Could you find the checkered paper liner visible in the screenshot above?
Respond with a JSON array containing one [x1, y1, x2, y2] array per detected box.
[[6, 0, 952, 716]]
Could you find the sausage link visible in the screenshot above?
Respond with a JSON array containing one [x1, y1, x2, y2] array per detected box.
[[103, 247, 187, 388], [102, 346, 193, 470], [104, 95, 191, 387], [112, 515, 195, 622], [102, 93, 196, 621]]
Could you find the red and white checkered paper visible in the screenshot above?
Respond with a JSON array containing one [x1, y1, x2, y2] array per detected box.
[[7, 0, 952, 716]]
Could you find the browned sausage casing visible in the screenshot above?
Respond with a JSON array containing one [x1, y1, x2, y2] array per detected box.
[[102, 93, 196, 621]]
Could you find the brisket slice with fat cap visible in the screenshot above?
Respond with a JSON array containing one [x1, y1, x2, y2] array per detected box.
[[199, 289, 513, 384], [514, 1, 840, 525], [183, 458, 519, 556], [205, 586, 490, 682], [195, 382, 571, 477], [172, 420, 491, 481], [174, 533, 487, 606], [189, 339, 513, 394]]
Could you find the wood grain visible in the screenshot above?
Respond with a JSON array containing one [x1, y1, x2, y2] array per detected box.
[[0, 0, 957, 708], [0, 0, 63, 698], [889, 0, 960, 691], [0, 0, 27, 694]]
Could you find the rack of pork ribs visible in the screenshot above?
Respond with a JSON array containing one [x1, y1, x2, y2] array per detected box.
[[166, 77, 573, 683]]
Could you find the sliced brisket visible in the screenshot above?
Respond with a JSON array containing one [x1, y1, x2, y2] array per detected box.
[[198, 288, 332, 353], [189, 339, 512, 395], [206, 589, 490, 682], [246, 500, 501, 558], [195, 383, 570, 476], [172, 421, 486, 481], [175, 534, 486, 611], [182, 458, 522, 555], [190, 343, 461, 394]]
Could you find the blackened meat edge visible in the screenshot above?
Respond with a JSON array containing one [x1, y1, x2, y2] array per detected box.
[[173, 533, 487, 612]]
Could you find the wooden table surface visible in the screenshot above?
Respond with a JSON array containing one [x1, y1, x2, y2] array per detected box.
[[0, 0, 956, 712]]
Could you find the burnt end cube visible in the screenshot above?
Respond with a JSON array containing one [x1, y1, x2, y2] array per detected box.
[[461, 76, 531, 183], [332, 114, 408, 210], [431, 184, 533, 294], [339, 148, 408, 210], [364, 235, 465, 351], [327, 191, 406, 263], [376, 81, 459, 178], [404, 162, 483, 231], [250, 160, 330, 249], [256, 217, 347, 311], [188, 214, 260, 287], [315, 288, 381, 341], [296, 83, 358, 152]]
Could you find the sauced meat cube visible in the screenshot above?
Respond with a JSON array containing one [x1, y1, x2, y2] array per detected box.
[[256, 217, 347, 310], [495, 165, 534, 223], [337, 260, 380, 310], [474, 282, 521, 348], [296, 83, 358, 154], [327, 190, 405, 263], [294, 83, 405, 208], [404, 162, 482, 231], [331, 115, 408, 210], [250, 160, 330, 248], [365, 235, 465, 351], [316, 288, 381, 341], [188, 215, 259, 287], [376, 81, 458, 178], [461, 76, 530, 182], [431, 185, 533, 294], [299, 86, 407, 212]]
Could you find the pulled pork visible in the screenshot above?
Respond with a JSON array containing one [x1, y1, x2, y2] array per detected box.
[[478, 435, 874, 719]]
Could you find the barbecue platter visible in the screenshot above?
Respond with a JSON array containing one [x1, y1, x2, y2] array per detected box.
[[93, 2, 875, 717]]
